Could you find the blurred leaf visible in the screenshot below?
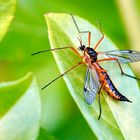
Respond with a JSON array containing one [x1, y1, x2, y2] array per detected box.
[[45, 13, 140, 139], [116, 0, 140, 50], [0, 73, 41, 140], [0, 0, 17, 42], [116, 0, 140, 75], [53, 112, 97, 140], [37, 127, 57, 140]]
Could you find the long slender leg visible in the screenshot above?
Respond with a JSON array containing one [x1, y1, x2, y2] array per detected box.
[[94, 21, 104, 50], [71, 14, 91, 47], [97, 58, 140, 81], [77, 31, 91, 47], [70, 47, 83, 58], [78, 31, 91, 47], [116, 60, 140, 81], [31, 47, 72, 56], [42, 61, 84, 90], [98, 94, 102, 120], [71, 14, 81, 33], [79, 31, 91, 47], [31, 46, 83, 59], [97, 58, 117, 63], [94, 35, 104, 50], [71, 14, 105, 49], [98, 74, 106, 120]]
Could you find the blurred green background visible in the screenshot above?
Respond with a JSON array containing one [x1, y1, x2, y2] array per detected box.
[[0, 0, 140, 139]]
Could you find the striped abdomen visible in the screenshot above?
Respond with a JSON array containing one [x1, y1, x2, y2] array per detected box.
[[101, 72, 131, 102], [92, 62, 131, 102]]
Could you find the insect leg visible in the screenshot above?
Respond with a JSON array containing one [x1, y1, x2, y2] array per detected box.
[[97, 58, 117, 63], [31, 47, 72, 56], [97, 58, 140, 81], [71, 14, 104, 49], [116, 60, 140, 81], [71, 14, 91, 47], [98, 93, 102, 120], [42, 61, 84, 90], [70, 47, 83, 58], [98, 74, 106, 120], [94, 21, 104, 50], [31, 46, 83, 58], [71, 14, 81, 33], [78, 31, 91, 47]]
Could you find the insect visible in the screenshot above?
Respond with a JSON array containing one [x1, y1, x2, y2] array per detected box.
[[32, 15, 140, 120]]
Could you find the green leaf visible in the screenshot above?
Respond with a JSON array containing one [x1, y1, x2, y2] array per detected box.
[[0, 73, 41, 140], [45, 13, 140, 140], [0, 0, 17, 42], [37, 127, 57, 140]]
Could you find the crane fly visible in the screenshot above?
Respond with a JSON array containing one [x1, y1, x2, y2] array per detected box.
[[32, 15, 140, 120]]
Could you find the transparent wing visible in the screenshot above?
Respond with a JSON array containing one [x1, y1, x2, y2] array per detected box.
[[84, 66, 100, 105], [102, 50, 140, 63]]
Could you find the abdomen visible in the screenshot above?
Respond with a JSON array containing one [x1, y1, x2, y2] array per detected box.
[[101, 72, 131, 102], [93, 62, 131, 102]]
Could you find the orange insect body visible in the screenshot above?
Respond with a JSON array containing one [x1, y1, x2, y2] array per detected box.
[[94, 63, 120, 100], [83, 47, 131, 102]]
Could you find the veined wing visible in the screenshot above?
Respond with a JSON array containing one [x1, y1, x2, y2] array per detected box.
[[102, 50, 140, 63], [84, 66, 100, 105]]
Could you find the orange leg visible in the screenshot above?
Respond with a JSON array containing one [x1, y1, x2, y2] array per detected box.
[[97, 58, 140, 81], [70, 46, 83, 58], [97, 57, 124, 75], [71, 14, 91, 47], [78, 28, 104, 50], [93, 21, 104, 50], [93, 34, 104, 50], [97, 57, 117, 63], [31, 46, 83, 59], [42, 61, 84, 90], [78, 31, 91, 47], [87, 31, 91, 47], [31, 46, 72, 56]]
